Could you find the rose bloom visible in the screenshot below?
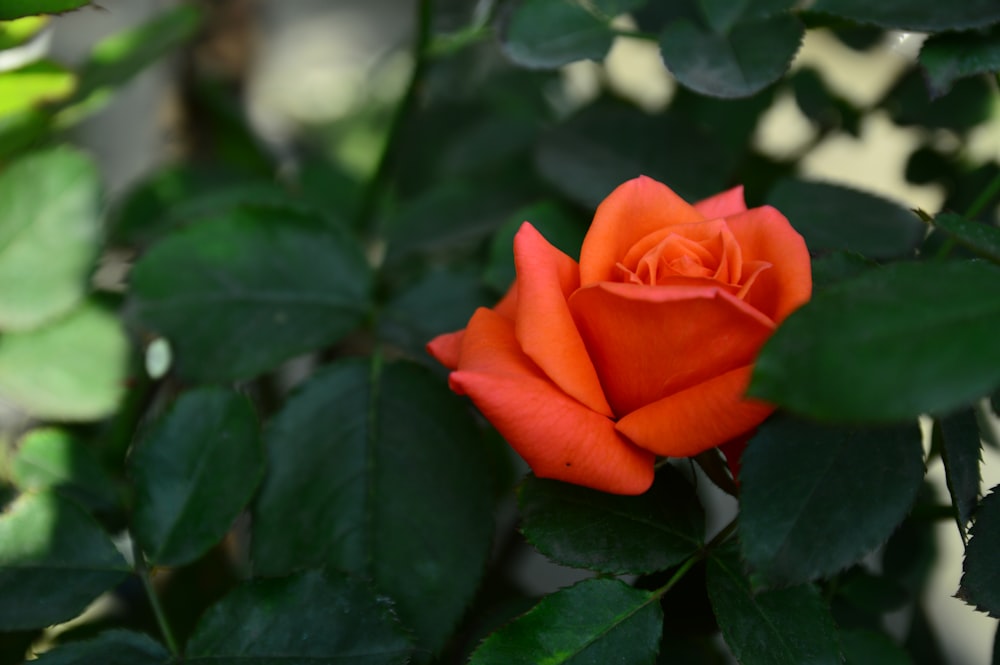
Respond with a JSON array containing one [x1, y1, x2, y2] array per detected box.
[[427, 176, 811, 495]]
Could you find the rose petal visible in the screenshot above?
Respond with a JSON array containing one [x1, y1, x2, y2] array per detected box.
[[427, 330, 464, 370], [725, 206, 812, 323], [694, 185, 747, 219], [513, 223, 613, 417], [579, 176, 704, 285], [569, 282, 774, 417], [615, 365, 774, 458], [450, 308, 654, 495]]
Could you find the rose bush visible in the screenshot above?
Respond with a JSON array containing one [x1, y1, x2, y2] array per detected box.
[[428, 176, 812, 494]]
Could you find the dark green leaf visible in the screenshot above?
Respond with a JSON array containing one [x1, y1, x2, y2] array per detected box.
[[767, 179, 924, 259], [0, 301, 128, 421], [0, 147, 99, 330], [112, 165, 316, 247], [920, 26, 1000, 98], [884, 70, 995, 133], [130, 208, 372, 382], [959, 486, 1000, 617], [931, 213, 1000, 263], [518, 463, 703, 575], [0, 0, 90, 20], [810, 250, 877, 290], [938, 408, 983, 539], [751, 260, 1000, 421], [808, 0, 1000, 31], [499, 0, 614, 69], [76, 5, 201, 98], [186, 569, 413, 664], [131, 388, 263, 567], [0, 491, 129, 630], [834, 567, 909, 617], [376, 267, 491, 357], [707, 540, 841, 665], [484, 201, 586, 293], [11, 428, 120, 513], [33, 630, 171, 665], [252, 360, 495, 652], [383, 183, 519, 266], [903, 604, 948, 665], [536, 100, 731, 209], [468, 578, 662, 665], [739, 416, 924, 585], [841, 629, 911, 665], [659, 14, 803, 98]]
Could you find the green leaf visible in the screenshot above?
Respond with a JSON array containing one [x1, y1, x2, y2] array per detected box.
[[707, 540, 842, 665], [931, 213, 1000, 264], [841, 629, 910, 665], [920, 26, 1000, 98], [11, 428, 120, 513], [376, 267, 491, 357], [484, 201, 586, 293], [659, 14, 803, 99], [885, 70, 995, 133], [469, 578, 662, 665], [252, 359, 495, 652], [0, 146, 100, 330], [808, 0, 1000, 31], [959, 486, 1000, 617], [739, 417, 924, 585], [0, 0, 90, 20], [0, 491, 129, 630], [130, 208, 372, 382], [0, 16, 50, 49], [76, 5, 201, 98], [33, 630, 171, 665], [499, 0, 614, 69], [518, 464, 703, 575], [112, 167, 316, 247], [185, 569, 413, 664], [0, 60, 76, 117], [750, 260, 1000, 421], [938, 408, 983, 540], [536, 100, 731, 209], [0, 301, 128, 421], [810, 250, 877, 291], [767, 179, 924, 259], [131, 388, 263, 567]]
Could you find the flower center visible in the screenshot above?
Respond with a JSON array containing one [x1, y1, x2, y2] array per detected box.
[[615, 222, 772, 299]]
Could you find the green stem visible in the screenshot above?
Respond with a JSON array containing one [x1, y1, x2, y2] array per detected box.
[[132, 539, 179, 656], [357, 0, 433, 231], [964, 169, 1000, 220], [651, 517, 738, 600]]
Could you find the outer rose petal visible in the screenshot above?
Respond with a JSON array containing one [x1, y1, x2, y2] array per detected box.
[[616, 365, 774, 458], [426, 278, 519, 371], [513, 223, 613, 417], [694, 186, 747, 219], [725, 206, 812, 324], [569, 282, 774, 417], [579, 176, 704, 285], [449, 308, 654, 495], [427, 330, 463, 370]]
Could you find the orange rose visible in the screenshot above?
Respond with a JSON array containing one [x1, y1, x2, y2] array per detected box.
[[427, 176, 811, 495]]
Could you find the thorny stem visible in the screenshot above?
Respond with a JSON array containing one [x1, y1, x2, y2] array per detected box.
[[651, 517, 738, 599], [132, 539, 180, 656], [357, 0, 433, 231]]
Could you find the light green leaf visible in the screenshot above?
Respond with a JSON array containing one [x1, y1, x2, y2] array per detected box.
[[0, 147, 100, 330], [0, 60, 76, 117], [0, 0, 91, 21], [0, 301, 128, 421]]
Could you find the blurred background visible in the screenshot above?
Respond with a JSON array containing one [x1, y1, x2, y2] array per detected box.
[[17, 0, 1000, 662]]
